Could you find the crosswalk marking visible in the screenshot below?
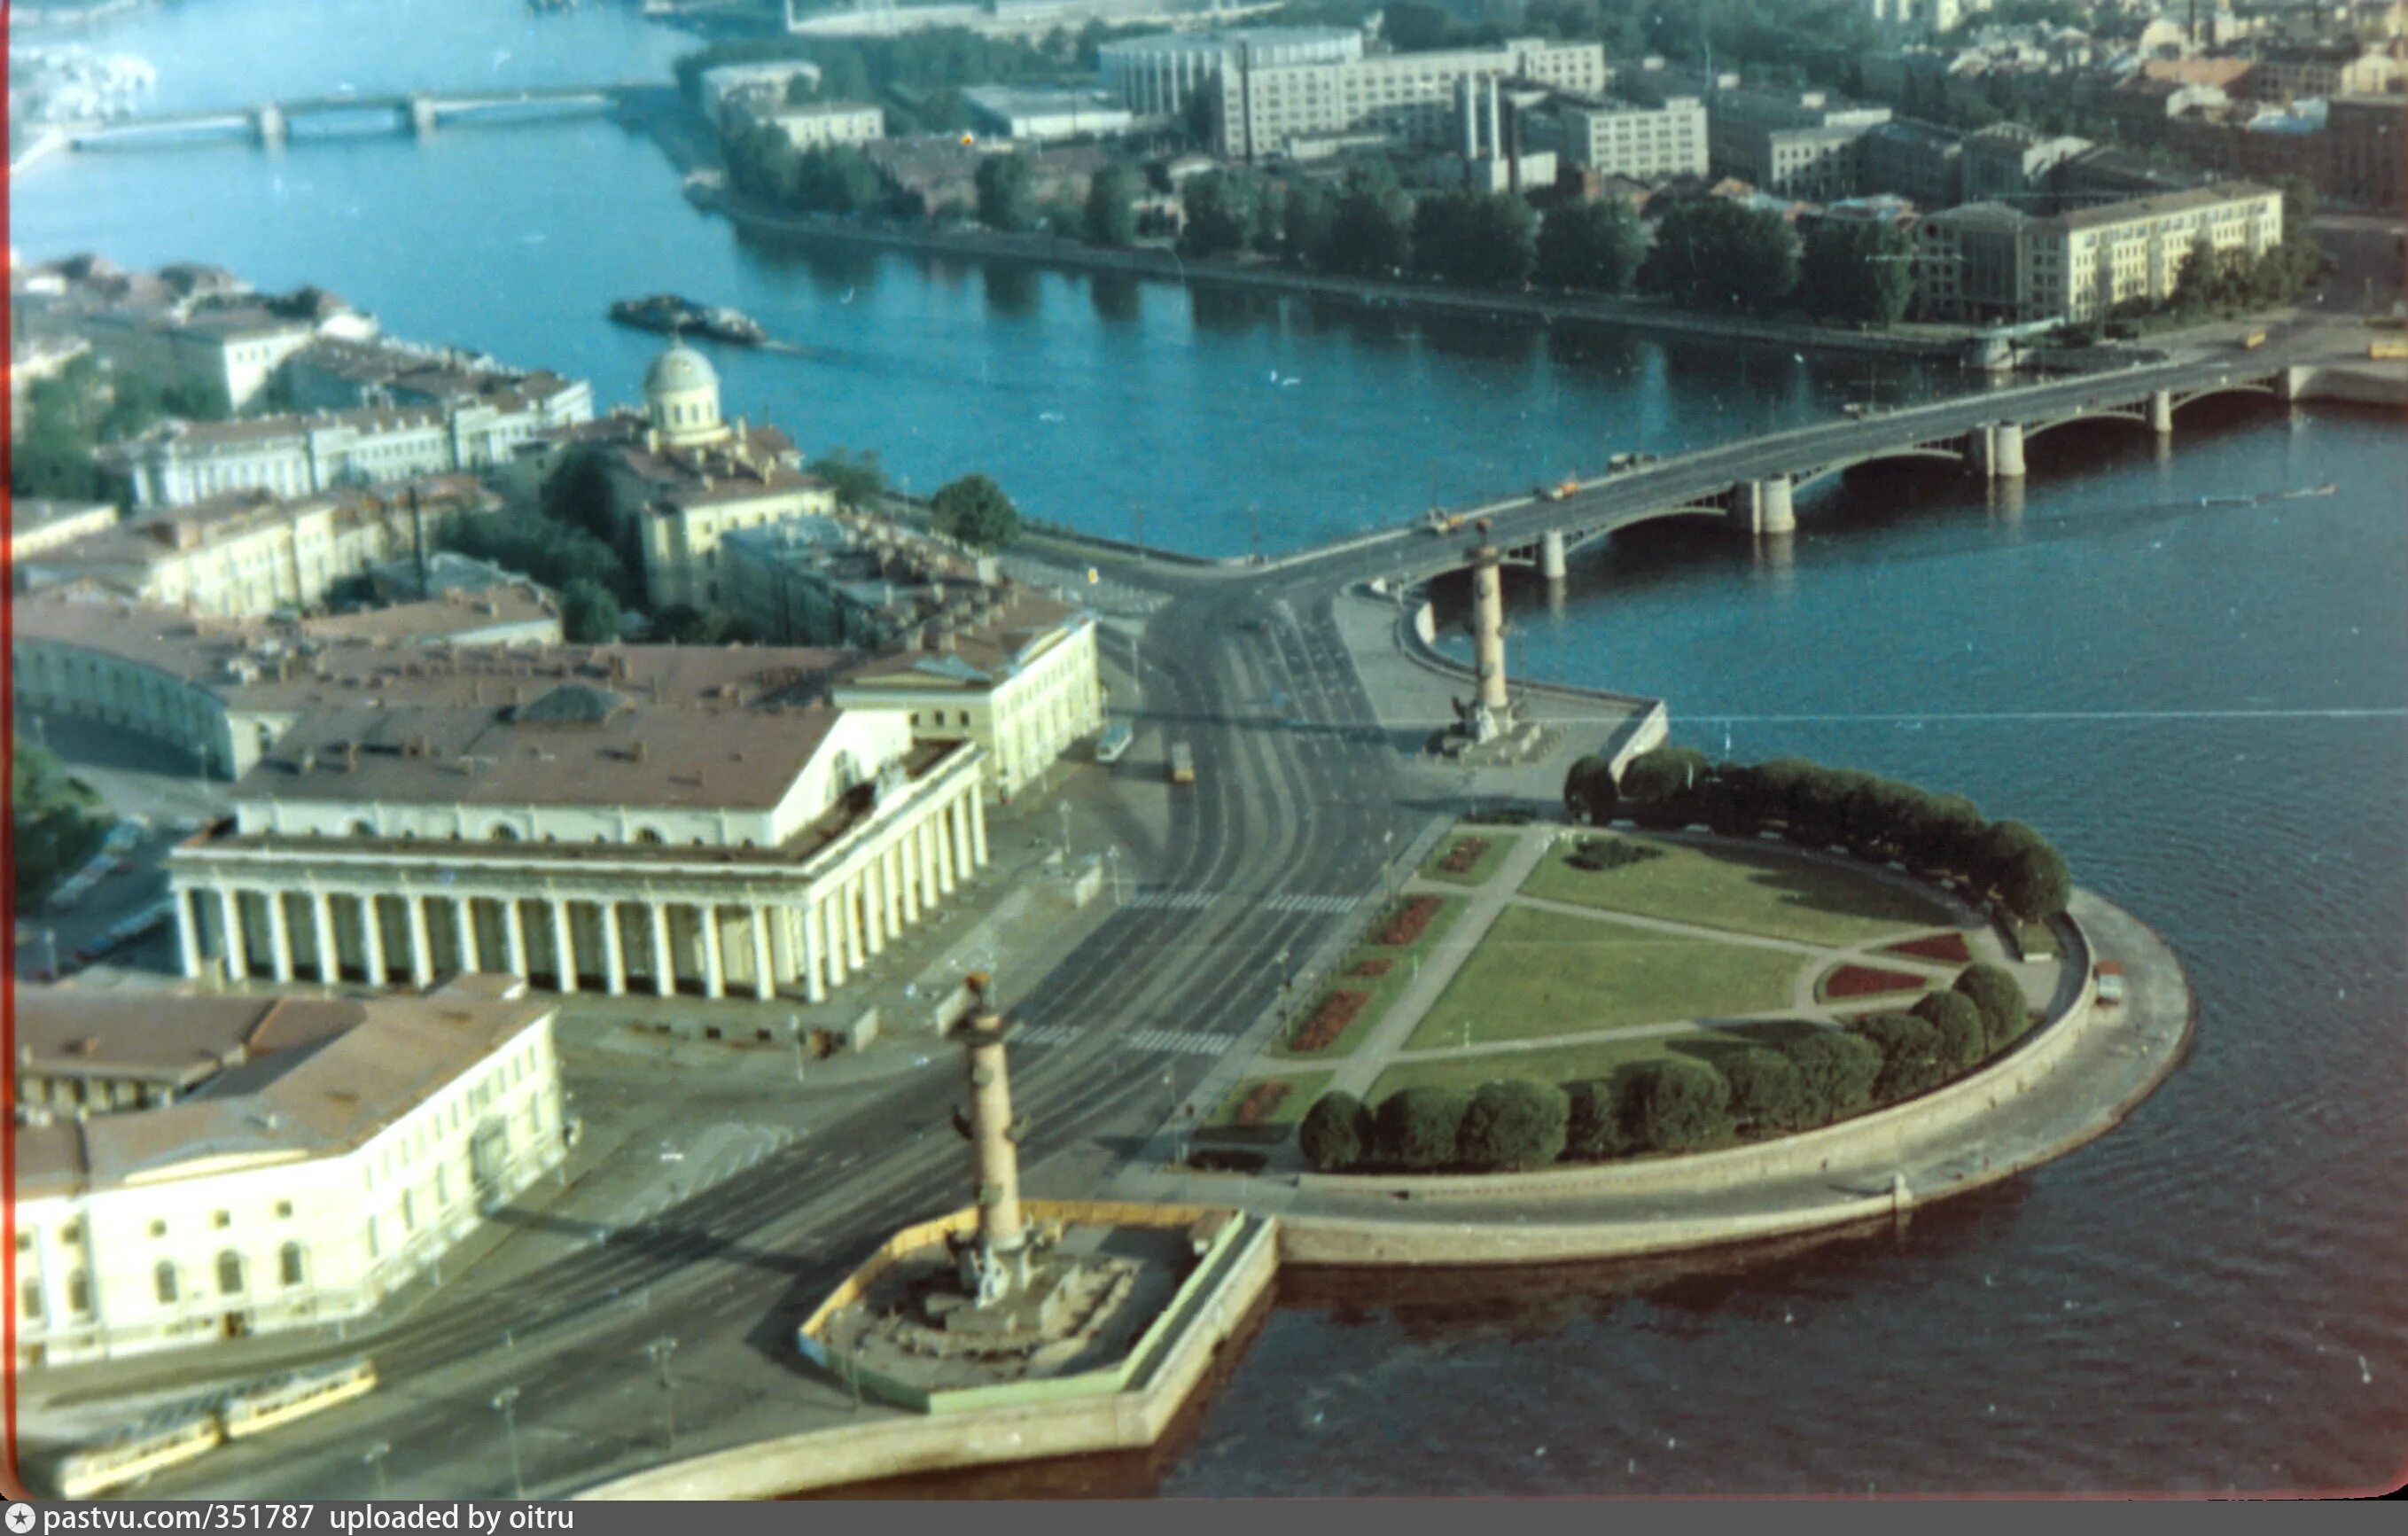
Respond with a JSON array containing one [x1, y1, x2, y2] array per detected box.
[[1008, 1024, 1229, 1057], [1266, 893, 1359, 915], [1125, 888, 1359, 914], [1126, 888, 1216, 910]]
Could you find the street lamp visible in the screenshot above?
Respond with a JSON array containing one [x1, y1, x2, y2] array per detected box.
[[647, 1335, 680, 1450], [789, 1014, 808, 1085], [1104, 844, 1123, 905], [491, 1386, 524, 1500], [1381, 827, 1398, 904], [362, 1441, 391, 1500], [1057, 799, 1073, 863]]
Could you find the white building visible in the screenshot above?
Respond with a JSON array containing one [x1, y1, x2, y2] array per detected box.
[[962, 86, 1136, 143], [12, 979, 565, 1368], [1524, 92, 1710, 179], [700, 60, 824, 129], [1097, 26, 1362, 117], [1913, 179, 2283, 322], [726, 97, 887, 151], [1212, 36, 1608, 161]]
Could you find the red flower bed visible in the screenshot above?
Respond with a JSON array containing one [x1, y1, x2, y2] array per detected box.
[[1289, 990, 1369, 1053], [1352, 956, 1394, 978], [1376, 895, 1444, 947], [1438, 838, 1493, 875], [1233, 1081, 1292, 1127], [1822, 964, 1930, 1000], [1882, 932, 1974, 964]]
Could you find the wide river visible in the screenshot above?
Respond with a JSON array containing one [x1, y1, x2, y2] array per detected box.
[[14, 0, 2407, 1495]]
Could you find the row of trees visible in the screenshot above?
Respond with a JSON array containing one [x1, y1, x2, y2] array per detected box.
[[1641, 200, 1917, 325], [1566, 747, 2072, 923], [10, 352, 214, 502], [13, 746, 113, 910], [1298, 963, 2036, 1173]]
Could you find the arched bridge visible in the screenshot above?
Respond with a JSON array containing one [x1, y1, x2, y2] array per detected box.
[[57, 81, 648, 151], [1282, 350, 2311, 591]]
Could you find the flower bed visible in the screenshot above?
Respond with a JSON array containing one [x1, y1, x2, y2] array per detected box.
[[1290, 990, 1370, 1053], [1882, 932, 1974, 964], [1232, 1080, 1291, 1127], [1821, 963, 1932, 1001], [1438, 837, 1493, 876], [1376, 896, 1444, 947], [1352, 956, 1394, 979]]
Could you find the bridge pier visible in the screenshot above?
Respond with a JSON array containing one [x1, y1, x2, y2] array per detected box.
[[2275, 366, 2309, 406], [253, 104, 287, 147], [1972, 422, 2027, 480], [2149, 389, 2174, 434], [1539, 528, 1568, 583], [407, 96, 439, 138], [1726, 478, 1795, 538]]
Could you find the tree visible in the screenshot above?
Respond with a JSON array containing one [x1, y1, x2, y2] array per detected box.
[[561, 580, 622, 645], [808, 447, 888, 511], [1953, 963, 2029, 1052], [1536, 198, 1644, 292], [1411, 190, 1537, 289], [1457, 1079, 1570, 1170], [1723, 1049, 1808, 1133], [1300, 1090, 1374, 1172], [1912, 989, 1988, 1073], [1383, 0, 1459, 50], [1280, 176, 1336, 266], [1799, 218, 1915, 328], [1320, 176, 1414, 277], [1633, 1059, 1733, 1152], [791, 146, 888, 215], [930, 472, 1022, 550], [1180, 171, 1262, 257], [1563, 753, 1618, 825], [1083, 165, 1142, 246], [1781, 1032, 1883, 1125], [1997, 844, 2071, 922], [975, 152, 1038, 233], [1854, 1012, 1947, 1102], [12, 745, 111, 911], [1565, 1077, 1638, 1159], [1375, 1086, 1472, 1171], [1637, 199, 1800, 315], [541, 449, 618, 547], [1619, 745, 1710, 828]]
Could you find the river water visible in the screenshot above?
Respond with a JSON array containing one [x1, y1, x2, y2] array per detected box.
[[14, 0, 2407, 1495]]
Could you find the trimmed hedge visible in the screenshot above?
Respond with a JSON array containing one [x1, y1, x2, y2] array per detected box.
[[1375, 1086, 1473, 1171], [1912, 989, 1989, 1073], [1632, 1058, 1733, 1152], [1954, 963, 2030, 1052], [1854, 1012, 1948, 1102], [1457, 1079, 1571, 1171], [1299, 1090, 1373, 1173]]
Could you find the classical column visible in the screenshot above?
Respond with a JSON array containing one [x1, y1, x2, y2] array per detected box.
[[749, 905, 775, 1002], [650, 901, 675, 998], [698, 903, 727, 1000], [882, 844, 904, 935], [898, 838, 922, 927], [935, 809, 959, 898], [863, 865, 886, 958], [800, 903, 827, 1004], [549, 898, 577, 994], [175, 889, 204, 979], [503, 898, 528, 978], [359, 893, 386, 986], [813, 896, 840, 990], [953, 797, 977, 881], [310, 890, 338, 984], [969, 791, 989, 869], [844, 881, 866, 971], [266, 891, 295, 983], [405, 894, 433, 987], [216, 886, 249, 981], [600, 901, 627, 996], [453, 896, 481, 974]]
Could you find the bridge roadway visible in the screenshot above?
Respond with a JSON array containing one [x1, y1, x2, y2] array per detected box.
[[105, 326, 2330, 1501], [58, 82, 643, 149]]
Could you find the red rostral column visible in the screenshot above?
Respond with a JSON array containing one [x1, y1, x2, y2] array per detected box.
[[1470, 518, 1509, 718]]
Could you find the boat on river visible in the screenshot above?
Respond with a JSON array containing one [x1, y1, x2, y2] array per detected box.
[[607, 293, 767, 346]]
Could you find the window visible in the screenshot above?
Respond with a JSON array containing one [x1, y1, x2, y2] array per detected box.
[[67, 1272, 91, 1316], [280, 1242, 307, 1289], [213, 1211, 231, 1229], [156, 1262, 181, 1305], [150, 1220, 168, 1238], [401, 1191, 417, 1232], [275, 1200, 293, 1220], [19, 1280, 41, 1323], [217, 1251, 245, 1296], [60, 1222, 81, 1244]]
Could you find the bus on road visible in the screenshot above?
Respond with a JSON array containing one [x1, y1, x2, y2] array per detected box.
[[1095, 721, 1134, 764]]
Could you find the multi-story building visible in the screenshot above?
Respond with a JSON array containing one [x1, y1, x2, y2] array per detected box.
[[1096, 26, 1362, 118], [1211, 36, 1608, 161], [719, 514, 986, 651], [725, 97, 887, 152], [1960, 121, 2092, 204], [2050, 143, 2210, 202], [163, 648, 993, 1007], [566, 341, 838, 612], [962, 85, 1135, 142], [1859, 117, 1968, 207], [2326, 94, 2406, 209], [12, 979, 565, 1367], [107, 370, 592, 511], [2247, 40, 2400, 104], [1914, 179, 2283, 322], [1521, 92, 1710, 179], [9, 498, 120, 562], [13, 478, 501, 620], [1625, 67, 1894, 200], [834, 589, 1105, 804], [699, 60, 823, 129]]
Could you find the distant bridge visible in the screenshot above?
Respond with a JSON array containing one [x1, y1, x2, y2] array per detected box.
[[54, 81, 649, 151], [1269, 346, 2315, 591]]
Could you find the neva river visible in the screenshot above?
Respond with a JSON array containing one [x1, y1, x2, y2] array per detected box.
[[14, 0, 2408, 1494]]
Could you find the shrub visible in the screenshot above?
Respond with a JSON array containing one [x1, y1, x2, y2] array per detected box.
[[1854, 1012, 1947, 1102], [1722, 1049, 1808, 1133], [1912, 990, 1988, 1073], [1563, 754, 1618, 826], [1564, 1078, 1638, 1159], [1782, 1032, 1883, 1123], [1787, 765, 1871, 848], [1375, 1086, 1472, 1171], [1997, 845, 2072, 922], [1438, 837, 1492, 875], [1566, 836, 1662, 873], [1954, 963, 2030, 1051], [1632, 1059, 1733, 1152], [1619, 745, 1710, 829], [1457, 1080, 1570, 1171], [1299, 1090, 1373, 1172]]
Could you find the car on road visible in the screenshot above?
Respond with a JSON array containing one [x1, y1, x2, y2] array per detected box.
[[2094, 961, 2126, 1007]]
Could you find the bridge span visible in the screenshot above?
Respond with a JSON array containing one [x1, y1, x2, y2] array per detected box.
[[54, 81, 647, 151], [1275, 347, 2316, 593]]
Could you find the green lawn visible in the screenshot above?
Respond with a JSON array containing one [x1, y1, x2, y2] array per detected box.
[[1199, 1070, 1333, 1142], [1406, 906, 1804, 1050], [1522, 833, 1952, 948], [1267, 894, 1466, 1062], [1422, 829, 1517, 887], [1370, 1018, 1826, 1103]]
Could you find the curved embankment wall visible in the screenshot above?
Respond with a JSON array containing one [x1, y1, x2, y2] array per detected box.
[[577, 1214, 1277, 1501]]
